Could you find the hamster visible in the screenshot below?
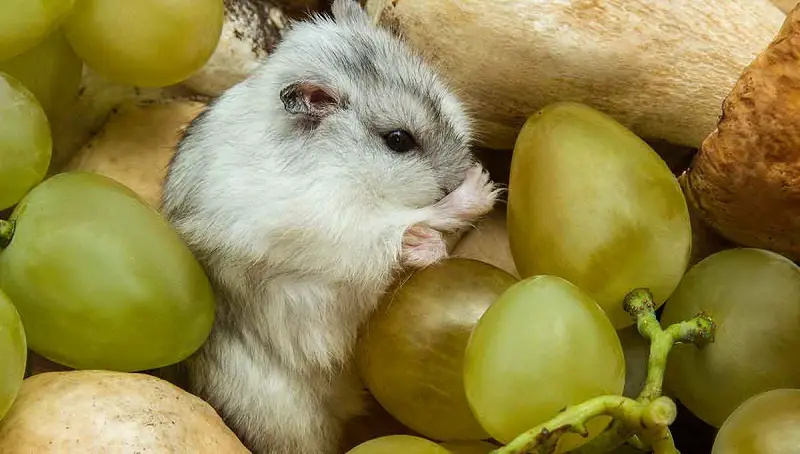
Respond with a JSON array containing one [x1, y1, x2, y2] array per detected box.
[[160, 1, 500, 452]]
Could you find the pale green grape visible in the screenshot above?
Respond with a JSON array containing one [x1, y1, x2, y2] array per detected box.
[[507, 102, 691, 329], [357, 258, 517, 441], [0, 289, 26, 421], [63, 0, 223, 87], [347, 435, 451, 454], [0, 72, 52, 211], [712, 388, 800, 454], [463, 275, 625, 447], [439, 441, 498, 453], [0, 0, 75, 60], [661, 248, 800, 428], [0, 172, 215, 372], [0, 29, 83, 120]]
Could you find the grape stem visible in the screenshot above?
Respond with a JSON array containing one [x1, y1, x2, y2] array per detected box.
[[0, 219, 13, 249], [492, 396, 677, 454], [490, 288, 716, 454], [624, 288, 715, 403]]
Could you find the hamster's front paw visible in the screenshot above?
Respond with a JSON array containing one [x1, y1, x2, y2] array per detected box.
[[401, 224, 448, 268], [425, 164, 502, 231], [456, 164, 502, 216]]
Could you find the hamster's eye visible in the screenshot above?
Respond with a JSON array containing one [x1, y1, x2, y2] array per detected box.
[[383, 130, 417, 153]]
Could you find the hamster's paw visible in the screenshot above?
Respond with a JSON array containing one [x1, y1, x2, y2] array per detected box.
[[401, 224, 448, 268], [425, 164, 502, 231], [457, 164, 502, 216]]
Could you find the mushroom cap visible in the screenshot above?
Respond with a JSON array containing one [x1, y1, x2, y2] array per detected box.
[[685, 7, 800, 260]]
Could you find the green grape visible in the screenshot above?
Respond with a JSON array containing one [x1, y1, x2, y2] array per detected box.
[[0, 72, 52, 211], [711, 388, 800, 454], [661, 248, 800, 428], [0, 289, 26, 421], [357, 258, 517, 441], [0, 172, 215, 372], [63, 0, 224, 87], [463, 275, 625, 447], [0, 0, 75, 60], [439, 440, 498, 453], [0, 29, 83, 120], [507, 102, 691, 329], [346, 435, 451, 454]]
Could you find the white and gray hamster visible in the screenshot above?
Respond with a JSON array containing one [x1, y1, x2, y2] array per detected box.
[[161, 0, 500, 452]]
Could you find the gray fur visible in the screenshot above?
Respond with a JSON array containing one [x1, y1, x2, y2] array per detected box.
[[161, 1, 496, 452]]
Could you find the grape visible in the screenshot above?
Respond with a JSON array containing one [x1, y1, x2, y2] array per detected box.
[[462, 275, 625, 447], [63, 0, 224, 87], [0, 29, 83, 120], [357, 258, 517, 441], [438, 441, 498, 453], [346, 435, 451, 454], [0, 172, 215, 372], [507, 102, 691, 329], [0, 72, 52, 211], [0, 0, 75, 60], [0, 289, 26, 421], [711, 388, 800, 454], [661, 248, 800, 427]]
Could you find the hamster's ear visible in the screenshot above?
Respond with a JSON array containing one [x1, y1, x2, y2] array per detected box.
[[331, 0, 370, 25], [279, 81, 342, 120]]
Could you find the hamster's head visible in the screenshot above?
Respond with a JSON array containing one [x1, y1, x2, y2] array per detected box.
[[248, 0, 476, 209]]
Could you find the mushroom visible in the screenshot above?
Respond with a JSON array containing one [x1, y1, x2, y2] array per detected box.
[[364, 0, 785, 151], [682, 3, 800, 260]]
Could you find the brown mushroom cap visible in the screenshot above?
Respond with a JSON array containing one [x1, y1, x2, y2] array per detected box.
[[684, 5, 800, 260]]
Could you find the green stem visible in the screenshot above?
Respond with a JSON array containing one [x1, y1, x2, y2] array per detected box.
[[493, 288, 716, 454], [0, 219, 13, 249], [646, 427, 679, 454], [491, 396, 677, 454], [624, 288, 715, 402]]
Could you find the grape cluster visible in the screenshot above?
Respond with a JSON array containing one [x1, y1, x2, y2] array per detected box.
[[0, 0, 223, 423], [346, 104, 800, 453]]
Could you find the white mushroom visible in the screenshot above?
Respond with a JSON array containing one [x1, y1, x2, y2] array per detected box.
[[49, 67, 204, 173], [365, 0, 786, 150]]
